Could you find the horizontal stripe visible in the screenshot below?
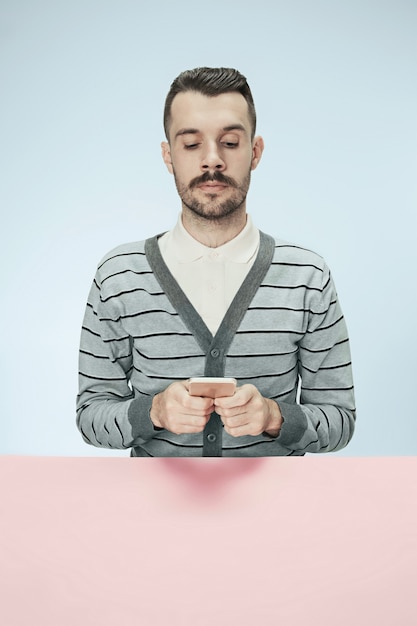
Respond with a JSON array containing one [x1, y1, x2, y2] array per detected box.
[[131, 366, 187, 381], [79, 371, 127, 382], [97, 250, 146, 270], [235, 329, 305, 336], [227, 348, 298, 358], [82, 325, 130, 343], [271, 386, 298, 399], [274, 244, 315, 254], [221, 439, 276, 450], [80, 350, 109, 360], [235, 364, 298, 380], [270, 261, 324, 272], [81, 325, 101, 338], [302, 385, 354, 392], [300, 338, 349, 353], [101, 287, 165, 303], [80, 349, 132, 361], [134, 348, 202, 360], [99, 309, 180, 323], [151, 437, 204, 449], [101, 268, 155, 285], [301, 362, 352, 374], [79, 389, 133, 400], [306, 315, 345, 333], [260, 283, 323, 292], [247, 303, 336, 315]]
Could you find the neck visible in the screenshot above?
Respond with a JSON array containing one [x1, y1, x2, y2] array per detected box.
[[181, 206, 248, 248]]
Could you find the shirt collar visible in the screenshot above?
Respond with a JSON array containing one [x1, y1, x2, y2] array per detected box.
[[169, 214, 260, 263]]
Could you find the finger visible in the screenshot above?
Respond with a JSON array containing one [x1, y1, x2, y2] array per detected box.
[[168, 413, 210, 433], [216, 383, 258, 407], [185, 414, 210, 428], [170, 423, 208, 435], [223, 423, 251, 437], [173, 396, 213, 418], [216, 397, 254, 416], [185, 393, 214, 411], [215, 393, 246, 410], [224, 420, 265, 437], [176, 406, 214, 421], [221, 413, 249, 429]]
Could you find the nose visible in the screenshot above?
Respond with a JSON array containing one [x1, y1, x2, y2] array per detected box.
[[201, 142, 225, 172]]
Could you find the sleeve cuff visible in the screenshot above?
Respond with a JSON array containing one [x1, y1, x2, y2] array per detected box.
[[275, 402, 308, 446], [128, 396, 159, 443]]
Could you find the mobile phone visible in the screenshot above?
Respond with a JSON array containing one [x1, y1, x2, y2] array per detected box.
[[188, 377, 237, 398]]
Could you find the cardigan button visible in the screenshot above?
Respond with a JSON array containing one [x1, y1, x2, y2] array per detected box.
[[207, 433, 217, 443], [210, 348, 220, 358]]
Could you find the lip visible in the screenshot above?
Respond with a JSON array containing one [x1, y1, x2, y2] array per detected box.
[[198, 183, 227, 192]]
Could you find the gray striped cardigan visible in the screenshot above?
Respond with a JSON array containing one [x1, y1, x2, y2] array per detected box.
[[77, 232, 355, 456]]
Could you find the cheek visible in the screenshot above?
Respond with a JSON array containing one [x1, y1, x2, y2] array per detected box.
[[236, 149, 256, 171], [171, 154, 195, 177], [170, 161, 187, 182]]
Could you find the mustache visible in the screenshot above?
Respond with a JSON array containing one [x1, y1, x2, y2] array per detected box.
[[188, 171, 238, 189]]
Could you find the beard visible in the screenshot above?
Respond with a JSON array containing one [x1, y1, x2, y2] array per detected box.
[[174, 169, 251, 221]]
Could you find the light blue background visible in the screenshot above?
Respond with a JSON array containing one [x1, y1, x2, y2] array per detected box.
[[1, 0, 416, 456]]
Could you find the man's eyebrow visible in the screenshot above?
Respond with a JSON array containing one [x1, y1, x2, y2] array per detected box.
[[222, 124, 246, 133], [174, 128, 199, 139]]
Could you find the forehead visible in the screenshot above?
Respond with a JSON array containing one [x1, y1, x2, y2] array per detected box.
[[169, 91, 251, 139]]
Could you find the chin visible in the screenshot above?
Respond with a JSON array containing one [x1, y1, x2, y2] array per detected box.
[[184, 199, 246, 222]]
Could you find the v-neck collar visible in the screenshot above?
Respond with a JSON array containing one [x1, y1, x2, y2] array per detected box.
[[144, 230, 275, 360]]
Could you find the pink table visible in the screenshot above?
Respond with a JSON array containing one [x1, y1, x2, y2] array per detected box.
[[1, 456, 416, 625]]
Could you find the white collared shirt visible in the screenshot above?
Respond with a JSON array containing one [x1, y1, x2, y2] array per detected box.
[[158, 214, 260, 335]]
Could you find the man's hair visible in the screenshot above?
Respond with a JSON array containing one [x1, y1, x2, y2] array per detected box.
[[163, 67, 257, 141]]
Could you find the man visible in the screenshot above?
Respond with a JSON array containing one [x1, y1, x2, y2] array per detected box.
[[77, 67, 355, 457]]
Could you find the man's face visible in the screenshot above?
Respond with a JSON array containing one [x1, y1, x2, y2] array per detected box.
[[161, 91, 264, 221]]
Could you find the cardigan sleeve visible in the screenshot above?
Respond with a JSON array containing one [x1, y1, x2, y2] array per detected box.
[[76, 273, 159, 450], [275, 264, 356, 453]]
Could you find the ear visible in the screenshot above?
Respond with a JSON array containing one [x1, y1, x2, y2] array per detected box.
[[161, 141, 174, 174], [251, 136, 264, 171]]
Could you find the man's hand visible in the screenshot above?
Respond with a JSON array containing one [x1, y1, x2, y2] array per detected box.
[[150, 381, 214, 435], [214, 384, 283, 437]]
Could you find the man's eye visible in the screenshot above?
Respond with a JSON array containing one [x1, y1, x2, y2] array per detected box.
[[222, 142, 238, 148], [184, 143, 199, 149]]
